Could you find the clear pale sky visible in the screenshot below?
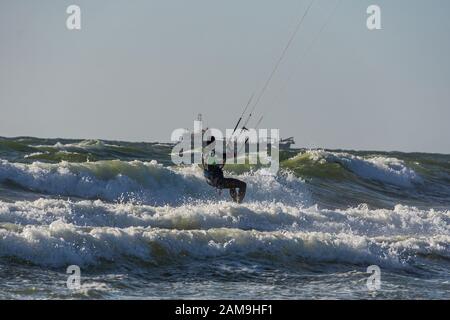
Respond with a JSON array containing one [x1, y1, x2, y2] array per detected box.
[[1, 0, 449, 153]]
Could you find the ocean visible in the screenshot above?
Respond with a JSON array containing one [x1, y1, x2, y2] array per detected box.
[[0, 136, 449, 299]]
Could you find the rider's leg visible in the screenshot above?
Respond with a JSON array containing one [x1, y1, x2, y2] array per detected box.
[[237, 182, 246, 203], [221, 178, 247, 203], [229, 188, 238, 202]]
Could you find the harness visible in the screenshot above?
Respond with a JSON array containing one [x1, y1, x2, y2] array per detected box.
[[203, 145, 225, 192], [203, 166, 224, 189]]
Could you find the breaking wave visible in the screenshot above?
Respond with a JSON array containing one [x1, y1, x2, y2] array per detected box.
[[0, 137, 449, 290], [0, 159, 309, 206], [286, 150, 422, 187], [0, 198, 448, 268]]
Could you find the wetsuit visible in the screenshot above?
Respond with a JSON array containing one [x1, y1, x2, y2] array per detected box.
[[202, 149, 246, 203]]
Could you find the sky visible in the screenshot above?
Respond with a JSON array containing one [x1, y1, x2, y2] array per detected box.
[[1, 0, 449, 153]]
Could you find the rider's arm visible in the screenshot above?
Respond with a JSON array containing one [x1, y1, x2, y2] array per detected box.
[[218, 152, 226, 169]]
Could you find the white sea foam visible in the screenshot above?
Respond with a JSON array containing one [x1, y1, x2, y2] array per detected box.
[[304, 150, 422, 187], [24, 152, 47, 159], [0, 198, 448, 268], [0, 156, 447, 272], [1, 199, 448, 236], [0, 159, 309, 206], [1, 218, 448, 268], [44, 140, 108, 150]]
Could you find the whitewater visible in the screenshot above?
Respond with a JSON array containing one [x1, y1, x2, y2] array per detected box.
[[0, 137, 449, 299]]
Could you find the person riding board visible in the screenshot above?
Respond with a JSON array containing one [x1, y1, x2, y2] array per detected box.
[[202, 136, 247, 203]]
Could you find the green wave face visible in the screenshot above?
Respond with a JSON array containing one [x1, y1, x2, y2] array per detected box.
[[24, 151, 93, 163], [0, 139, 37, 153], [1, 136, 450, 209], [281, 152, 351, 180]]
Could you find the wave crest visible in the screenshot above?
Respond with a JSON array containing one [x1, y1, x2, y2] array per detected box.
[[0, 159, 309, 206], [1, 198, 448, 268], [287, 150, 422, 187]]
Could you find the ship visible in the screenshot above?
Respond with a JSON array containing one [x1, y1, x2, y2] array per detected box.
[[279, 137, 295, 150]]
